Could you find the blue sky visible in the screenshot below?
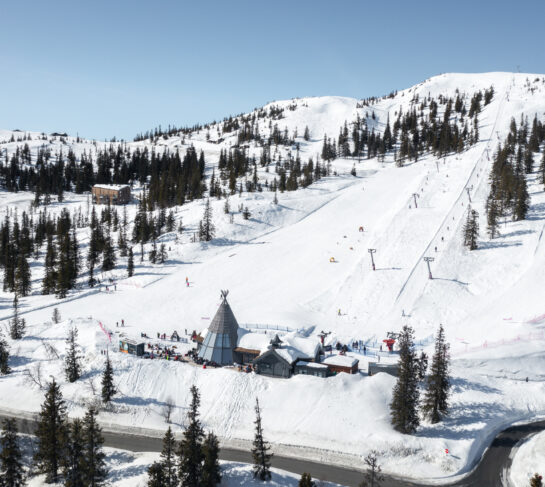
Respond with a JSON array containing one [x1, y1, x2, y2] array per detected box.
[[1, 0, 543, 140]]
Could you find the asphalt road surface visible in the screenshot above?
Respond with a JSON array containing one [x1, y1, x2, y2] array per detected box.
[[1, 412, 544, 486]]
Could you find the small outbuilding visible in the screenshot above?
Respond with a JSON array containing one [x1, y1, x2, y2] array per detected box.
[[293, 360, 329, 378], [322, 354, 359, 375], [92, 184, 131, 205], [119, 338, 145, 356]]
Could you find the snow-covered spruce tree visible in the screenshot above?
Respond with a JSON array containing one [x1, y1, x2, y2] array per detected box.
[[417, 350, 428, 382], [422, 324, 451, 424], [101, 356, 116, 403], [127, 247, 134, 277], [252, 398, 272, 481], [82, 407, 107, 487], [178, 385, 204, 487], [34, 379, 68, 483], [390, 325, 420, 434], [63, 418, 85, 487], [486, 193, 500, 239], [101, 231, 116, 272], [42, 235, 57, 294], [52, 307, 61, 324], [15, 252, 31, 297], [299, 473, 315, 487], [513, 174, 530, 221], [0, 418, 24, 487], [199, 199, 215, 242], [158, 243, 167, 264], [56, 232, 72, 298], [530, 473, 543, 487], [156, 427, 178, 487], [201, 432, 221, 487], [147, 462, 166, 487], [0, 333, 10, 374], [462, 207, 479, 250], [65, 326, 82, 383], [149, 240, 158, 264], [242, 206, 251, 220], [9, 294, 25, 340], [359, 450, 384, 487]]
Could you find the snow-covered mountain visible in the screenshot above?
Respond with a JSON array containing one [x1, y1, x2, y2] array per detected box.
[[1, 72, 545, 481]]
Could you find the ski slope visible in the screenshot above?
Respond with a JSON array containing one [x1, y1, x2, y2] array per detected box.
[[1, 72, 545, 481]]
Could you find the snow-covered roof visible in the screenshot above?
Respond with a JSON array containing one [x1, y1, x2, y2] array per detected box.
[[236, 328, 321, 364], [237, 329, 272, 351], [93, 184, 130, 191], [322, 355, 359, 368], [296, 361, 328, 369]]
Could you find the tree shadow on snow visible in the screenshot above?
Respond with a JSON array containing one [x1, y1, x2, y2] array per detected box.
[[475, 240, 522, 251]]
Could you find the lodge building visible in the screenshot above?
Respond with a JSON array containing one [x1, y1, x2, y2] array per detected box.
[[92, 184, 131, 205], [195, 291, 360, 379]]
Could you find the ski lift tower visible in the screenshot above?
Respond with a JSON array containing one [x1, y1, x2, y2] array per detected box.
[[423, 256, 435, 279], [368, 248, 376, 271]]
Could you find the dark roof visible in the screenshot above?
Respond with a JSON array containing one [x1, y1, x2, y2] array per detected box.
[[253, 348, 291, 366], [197, 290, 240, 365], [207, 290, 239, 347], [270, 334, 283, 347]]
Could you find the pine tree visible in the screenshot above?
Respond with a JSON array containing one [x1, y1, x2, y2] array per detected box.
[[513, 175, 530, 221], [199, 199, 215, 242], [65, 326, 82, 383], [178, 385, 204, 487], [242, 206, 251, 220], [63, 418, 86, 487], [0, 333, 10, 374], [422, 324, 451, 424], [252, 398, 272, 481], [147, 462, 166, 487], [390, 325, 420, 434], [14, 252, 31, 297], [9, 295, 25, 340], [127, 247, 134, 277], [149, 240, 158, 264], [34, 379, 68, 483], [486, 194, 500, 239], [299, 473, 315, 487], [0, 418, 24, 487], [303, 126, 310, 141], [56, 233, 72, 298], [101, 356, 116, 403], [82, 408, 107, 487], [52, 307, 61, 324], [42, 235, 57, 294], [158, 243, 167, 264], [530, 473, 543, 487], [156, 427, 178, 487], [462, 207, 479, 250], [101, 232, 116, 272], [417, 351, 428, 382], [359, 451, 384, 487], [201, 432, 221, 487]]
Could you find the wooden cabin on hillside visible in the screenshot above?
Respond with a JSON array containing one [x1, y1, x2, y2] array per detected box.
[[92, 184, 131, 205]]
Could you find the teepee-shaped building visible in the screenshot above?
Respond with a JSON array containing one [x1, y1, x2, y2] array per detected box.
[[198, 290, 239, 365]]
